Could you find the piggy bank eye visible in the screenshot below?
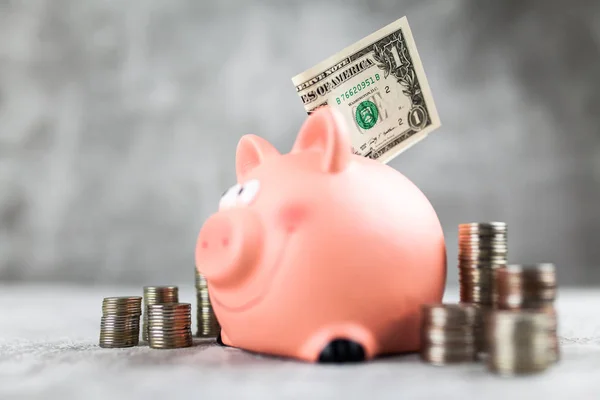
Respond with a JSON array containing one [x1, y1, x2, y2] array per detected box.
[[219, 183, 241, 210], [237, 179, 260, 205]]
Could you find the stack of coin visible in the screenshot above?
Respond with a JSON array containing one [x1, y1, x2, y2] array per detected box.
[[486, 310, 553, 375], [420, 304, 478, 365], [147, 303, 193, 349], [142, 286, 179, 342], [458, 222, 507, 355], [467, 303, 487, 356], [195, 269, 220, 338], [494, 263, 559, 362], [458, 222, 508, 306], [99, 296, 142, 348]]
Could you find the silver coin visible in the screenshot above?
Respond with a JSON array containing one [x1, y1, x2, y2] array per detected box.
[[421, 326, 476, 345], [420, 343, 477, 365], [422, 303, 478, 326], [458, 222, 507, 233]]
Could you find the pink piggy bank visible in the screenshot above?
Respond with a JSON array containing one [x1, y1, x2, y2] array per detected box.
[[195, 106, 446, 363]]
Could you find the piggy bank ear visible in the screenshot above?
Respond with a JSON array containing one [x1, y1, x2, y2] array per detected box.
[[236, 134, 280, 182], [291, 106, 351, 173]]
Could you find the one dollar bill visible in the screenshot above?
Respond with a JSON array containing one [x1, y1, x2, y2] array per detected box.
[[291, 16, 441, 164]]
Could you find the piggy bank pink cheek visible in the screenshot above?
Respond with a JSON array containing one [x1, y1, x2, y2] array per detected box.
[[277, 203, 308, 233], [195, 210, 263, 286]]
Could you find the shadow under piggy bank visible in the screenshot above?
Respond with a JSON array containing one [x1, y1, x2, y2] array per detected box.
[[195, 106, 447, 364]]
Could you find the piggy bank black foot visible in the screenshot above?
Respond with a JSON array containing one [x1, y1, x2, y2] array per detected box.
[[318, 339, 366, 363], [216, 331, 228, 347]]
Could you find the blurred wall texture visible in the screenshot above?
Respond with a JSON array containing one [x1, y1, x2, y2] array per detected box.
[[0, 0, 599, 286]]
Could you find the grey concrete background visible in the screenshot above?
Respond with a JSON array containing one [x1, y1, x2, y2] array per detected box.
[[0, 0, 599, 286]]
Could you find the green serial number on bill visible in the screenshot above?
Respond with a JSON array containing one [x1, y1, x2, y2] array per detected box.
[[335, 74, 381, 105]]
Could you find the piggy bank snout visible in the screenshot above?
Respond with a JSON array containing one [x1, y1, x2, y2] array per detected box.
[[195, 209, 263, 286]]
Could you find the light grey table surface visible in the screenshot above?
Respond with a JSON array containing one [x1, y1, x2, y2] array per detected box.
[[0, 283, 599, 400]]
